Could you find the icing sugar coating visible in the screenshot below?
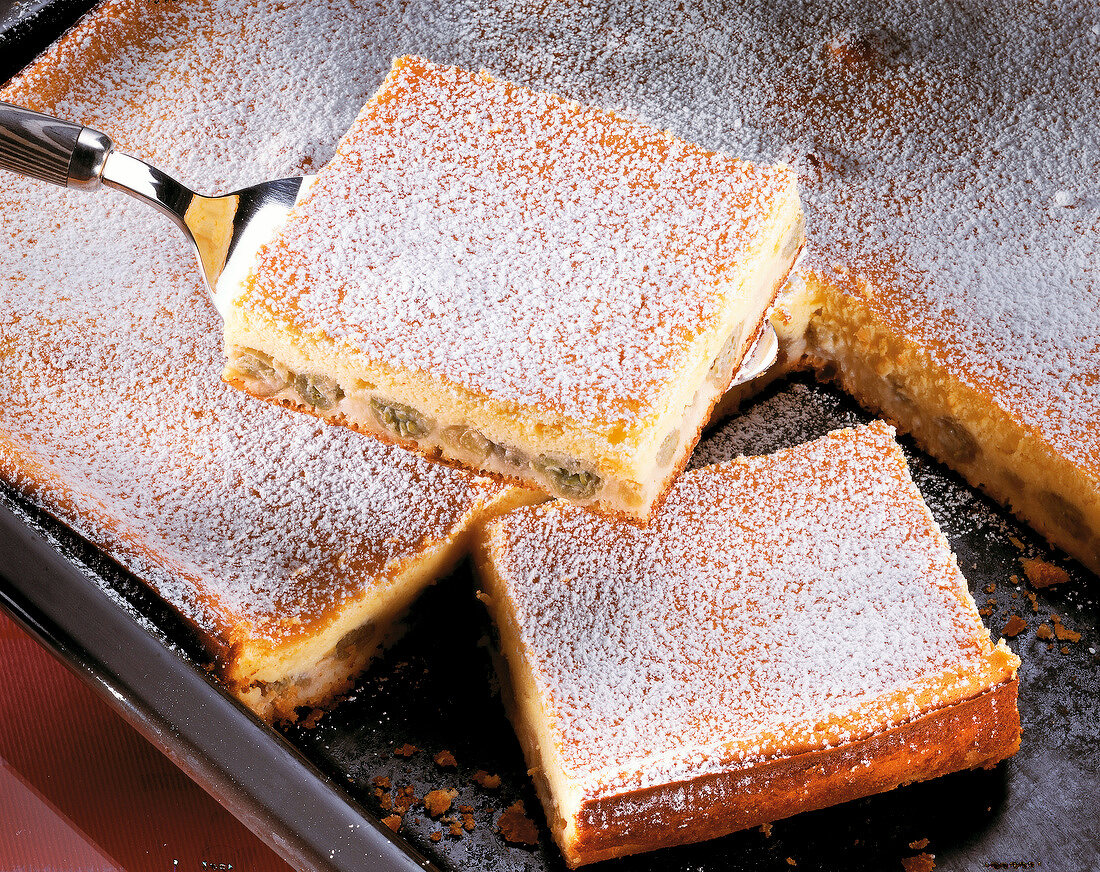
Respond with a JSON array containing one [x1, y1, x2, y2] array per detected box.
[[457, 2, 1100, 473], [486, 422, 1015, 794], [237, 55, 796, 424], [0, 2, 510, 650]]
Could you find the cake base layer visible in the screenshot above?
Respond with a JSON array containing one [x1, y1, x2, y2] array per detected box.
[[509, 673, 1018, 867]]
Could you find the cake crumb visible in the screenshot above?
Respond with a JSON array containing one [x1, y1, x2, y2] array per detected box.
[[902, 853, 936, 872], [457, 805, 475, 814], [382, 814, 402, 833], [429, 831, 442, 843], [786, 858, 797, 866], [393, 785, 419, 814], [371, 776, 391, 790], [1037, 623, 1054, 641], [1026, 591, 1039, 613], [1062, 646, 1070, 654], [1008, 536, 1025, 551], [760, 822, 773, 837], [909, 838, 930, 850], [984, 583, 996, 594], [979, 607, 992, 617], [449, 821, 465, 837], [497, 801, 539, 845], [1052, 615, 1082, 642], [433, 749, 458, 768], [1022, 558, 1070, 589], [1001, 615, 1027, 637], [424, 788, 459, 818], [472, 770, 502, 789], [462, 812, 476, 831], [393, 743, 419, 757]]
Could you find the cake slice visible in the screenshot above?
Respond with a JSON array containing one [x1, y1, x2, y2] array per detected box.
[[217, 55, 804, 520], [473, 421, 1020, 867]]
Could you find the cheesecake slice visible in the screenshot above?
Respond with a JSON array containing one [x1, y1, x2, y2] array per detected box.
[[218, 55, 804, 520], [473, 421, 1019, 866]]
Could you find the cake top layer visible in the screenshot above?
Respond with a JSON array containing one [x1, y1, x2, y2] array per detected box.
[[481, 422, 1017, 795], [232, 55, 797, 426], [462, 2, 1100, 474], [0, 3, 512, 656]]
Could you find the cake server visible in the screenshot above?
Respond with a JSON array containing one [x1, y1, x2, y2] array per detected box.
[[0, 101, 779, 381], [0, 101, 309, 298]]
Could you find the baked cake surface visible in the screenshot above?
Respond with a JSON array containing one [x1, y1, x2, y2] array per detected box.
[[219, 55, 804, 519], [456, 3, 1100, 571], [0, 1, 533, 722], [474, 421, 1020, 866]]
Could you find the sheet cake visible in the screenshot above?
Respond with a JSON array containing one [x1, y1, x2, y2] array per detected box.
[[649, 6, 1100, 577]]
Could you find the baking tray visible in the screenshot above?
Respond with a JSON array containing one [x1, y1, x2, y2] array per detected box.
[[1, 5, 1098, 872]]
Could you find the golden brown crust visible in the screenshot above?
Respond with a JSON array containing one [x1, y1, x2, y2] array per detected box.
[[565, 679, 1019, 867]]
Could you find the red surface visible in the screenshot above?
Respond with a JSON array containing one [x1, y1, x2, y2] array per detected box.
[[0, 609, 292, 871]]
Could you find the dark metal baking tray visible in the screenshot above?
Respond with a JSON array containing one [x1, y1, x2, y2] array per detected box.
[[1, 5, 1098, 872]]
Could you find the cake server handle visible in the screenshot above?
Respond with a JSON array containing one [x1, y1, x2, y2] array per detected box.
[[0, 101, 114, 190]]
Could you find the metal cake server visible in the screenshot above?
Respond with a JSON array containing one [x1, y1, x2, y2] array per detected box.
[[730, 323, 779, 388], [0, 101, 307, 297], [0, 101, 779, 381]]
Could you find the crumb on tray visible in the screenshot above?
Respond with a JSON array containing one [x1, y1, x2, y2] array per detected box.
[[1001, 615, 1027, 637], [472, 770, 502, 789], [902, 853, 936, 872], [433, 749, 458, 768], [1021, 557, 1070, 589], [424, 788, 458, 818], [497, 800, 539, 845]]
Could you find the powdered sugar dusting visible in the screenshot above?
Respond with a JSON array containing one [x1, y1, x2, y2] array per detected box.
[[487, 422, 1011, 794], [448, 1, 1100, 471], [0, 2, 511, 649], [239, 56, 795, 423]]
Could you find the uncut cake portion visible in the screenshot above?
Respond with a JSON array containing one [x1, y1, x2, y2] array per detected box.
[[218, 55, 804, 521], [473, 421, 1020, 867], [674, 7, 1100, 577]]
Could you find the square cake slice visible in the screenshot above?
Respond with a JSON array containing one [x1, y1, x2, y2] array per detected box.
[[473, 421, 1020, 867], [217, 55, 803, 520]]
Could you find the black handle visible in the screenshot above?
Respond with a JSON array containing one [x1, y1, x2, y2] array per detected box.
[[0, 101, 113, 188]]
